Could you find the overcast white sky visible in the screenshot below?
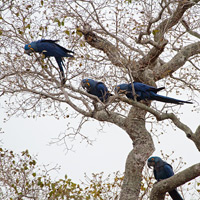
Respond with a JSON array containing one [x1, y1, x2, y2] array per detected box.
[[0, 99, 199, 184]]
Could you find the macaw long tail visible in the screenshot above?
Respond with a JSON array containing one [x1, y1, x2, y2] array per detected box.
[[152, 94, 192, 104], [169, 189, 183, 200], [55, 57, 66, 85]]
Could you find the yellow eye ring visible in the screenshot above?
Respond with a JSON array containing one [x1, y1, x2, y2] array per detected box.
[[28, 44, 31, 48]]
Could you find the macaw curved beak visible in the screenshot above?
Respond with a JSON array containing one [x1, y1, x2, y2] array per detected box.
[[81, 82, 85, 88], [115, 86, 120, 94], [147, 161, 155, 168], [147, 162, 152, 168], [81, 81, 90, 89], [24, 49, 32, 55]]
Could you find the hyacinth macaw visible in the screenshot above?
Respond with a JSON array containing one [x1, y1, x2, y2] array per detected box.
[[147, 156, 183, 200], [81, 78, 112, 102], [24, 39, 74, 85], [115, 82, 192, 105]]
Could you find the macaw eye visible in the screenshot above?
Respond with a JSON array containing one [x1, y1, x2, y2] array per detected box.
[[28, 45, 31, 48], [151, 158, 154, 161], [86, 79, 88, 82]]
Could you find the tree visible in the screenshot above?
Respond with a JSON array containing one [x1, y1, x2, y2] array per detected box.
[[0, 147, 123, 199], [2, 147, 198, 200], [1, 0, 200, 199]]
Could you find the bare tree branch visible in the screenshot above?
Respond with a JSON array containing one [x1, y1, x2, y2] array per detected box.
[[136, 0, 199, 72], [118, 96, 200, 151], [136, 0, 172, 44], [79, 24, 129, 68], [153, 41, 200, 81], [153, 0, 200, 42], [181, 19, 200, 39]]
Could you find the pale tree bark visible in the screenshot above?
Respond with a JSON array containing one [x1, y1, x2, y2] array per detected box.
[[120, 107, 154, 200]]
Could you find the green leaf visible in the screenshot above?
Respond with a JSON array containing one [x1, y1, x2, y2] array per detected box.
[[80, 40, 85, 47], [26, 5, 32, 9], [65, 30, 70, 35], [26, 24, 31, 29], [32, 160, 36, 165], [76, 28, 82, 37], [32, 172, 36, 177], [152, 29, 159, 35], [18, 30, 23, 35], [54, 18, 60, 23]]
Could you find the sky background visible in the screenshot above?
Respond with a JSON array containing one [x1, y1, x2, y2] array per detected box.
[[0, 98, 199, 184]]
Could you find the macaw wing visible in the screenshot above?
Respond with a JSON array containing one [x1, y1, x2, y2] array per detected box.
[[36, 41, 57, 56], [41, 39, 74, 54], [133, 82, 157, 92], [164, 163, 174, 178], [40, 39, 59, 43], [54, 42, 74, 54], [38, 40, 74, 57], [96, 82, 108, 93]]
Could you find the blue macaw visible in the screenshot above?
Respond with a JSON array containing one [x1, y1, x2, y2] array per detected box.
[[115, 82, 192, 105], [24, 39, 74, 85], [81, 78, 112, 102], [147, 156, 183, 200]]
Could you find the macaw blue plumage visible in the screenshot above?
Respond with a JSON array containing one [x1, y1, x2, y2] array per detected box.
[[24, 39, 74, 85], [115, 82, 192, 105], [147, 156, 183, 200], [81, 78, 112, 102]]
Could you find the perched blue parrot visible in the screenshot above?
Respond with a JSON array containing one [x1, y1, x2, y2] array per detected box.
[[147, 156, 183, 200], [115, 82, 192, 105], [81, 78, 112, 102], [24, 39, 74, 85]]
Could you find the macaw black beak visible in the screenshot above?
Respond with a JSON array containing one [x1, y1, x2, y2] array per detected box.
[[147, 161, 154, 168], [147, 162, 152, 168], [81, 82, 90, 89], [24, 49, 32, 55], [81, 82, 85, 88], [115, 86, 120, 94]]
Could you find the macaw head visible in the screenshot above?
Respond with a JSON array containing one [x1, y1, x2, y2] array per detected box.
[[115, 84, 129, 94], [147, 156, 162, 168], [24, 41, 37, 55], [81, 79, 93, 91]]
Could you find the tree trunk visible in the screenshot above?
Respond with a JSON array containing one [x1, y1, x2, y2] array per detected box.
[[120, 107, 155, 200]]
